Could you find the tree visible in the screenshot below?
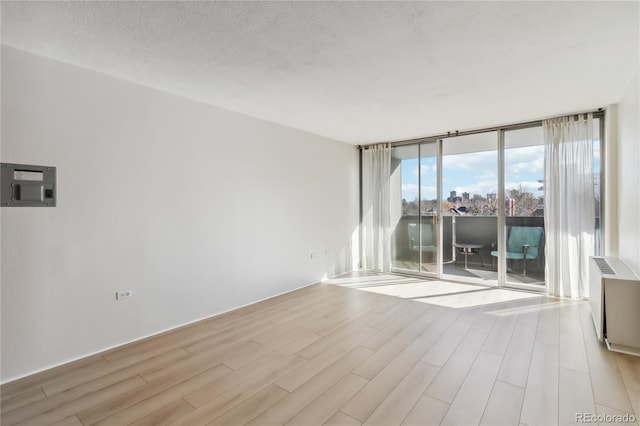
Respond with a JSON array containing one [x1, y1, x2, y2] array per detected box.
[[506, 185, 540, 216]]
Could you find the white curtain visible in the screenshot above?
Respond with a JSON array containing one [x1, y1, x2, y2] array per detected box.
[[543, 113, 595, 299], [361, 143, 391, 272]]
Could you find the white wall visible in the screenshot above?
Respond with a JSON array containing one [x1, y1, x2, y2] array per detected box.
[[617, 71, 640, 275], [604, 104, 619, 257], [0, 46, 359, 382]]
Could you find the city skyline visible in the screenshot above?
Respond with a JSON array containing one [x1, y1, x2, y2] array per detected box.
[[400, 142, 600, 203]]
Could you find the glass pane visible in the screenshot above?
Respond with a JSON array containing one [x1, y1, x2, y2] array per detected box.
[[419, 142, 438, 274], [441, 132, 498, 283], [504, 126, 545, 286], [390, 145, 420, 272]]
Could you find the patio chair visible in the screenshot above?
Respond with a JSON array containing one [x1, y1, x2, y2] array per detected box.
[[408, 222, 437, 263], [490, 226, 544, 276]]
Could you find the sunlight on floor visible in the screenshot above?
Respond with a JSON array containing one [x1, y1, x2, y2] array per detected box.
[[325, 271, 545, 309], [412, 286, 543, 308]]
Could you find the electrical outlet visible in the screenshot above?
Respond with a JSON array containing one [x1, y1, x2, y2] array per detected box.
[[310, 252, 317, 260], [116, 289, 133, 300]]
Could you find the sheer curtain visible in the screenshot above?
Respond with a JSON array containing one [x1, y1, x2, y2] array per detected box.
[[361, 143, 391, 272], [544, 113, 595, 299]]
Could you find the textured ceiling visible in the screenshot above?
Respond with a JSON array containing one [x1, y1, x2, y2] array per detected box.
[[2, 1, 639, 144]]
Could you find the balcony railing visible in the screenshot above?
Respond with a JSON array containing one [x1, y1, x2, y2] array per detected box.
[[391, 215, 546, 285]]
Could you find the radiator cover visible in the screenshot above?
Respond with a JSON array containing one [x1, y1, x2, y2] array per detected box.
[[589, 256, 640, 356]]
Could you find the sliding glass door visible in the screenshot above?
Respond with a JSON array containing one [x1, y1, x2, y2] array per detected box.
[[390, 142, 438, 277], [389, 129, 545, 288], [503, 126, 546, 288], [441, 132, 499, 285]]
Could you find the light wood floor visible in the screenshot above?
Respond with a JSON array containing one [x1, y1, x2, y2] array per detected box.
[[1, 272, 638, 426]]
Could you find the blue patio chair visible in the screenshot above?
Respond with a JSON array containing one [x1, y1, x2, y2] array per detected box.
[[408, 223, 437, 263], [491, 226, 543, 276]]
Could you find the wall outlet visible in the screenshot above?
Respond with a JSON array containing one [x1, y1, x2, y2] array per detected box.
[[116, 289, 133, 300], [310, 252, 317, 260]]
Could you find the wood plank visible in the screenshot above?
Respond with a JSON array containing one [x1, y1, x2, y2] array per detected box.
[[587, 357, 635, 414], [270, 295, 342, 324], [325, 411, 362, 426], [0, 355, 108, 401], [77, 363, 231, 425], [207, 384, 289, 425], [183, 333, 319, 407], [285, 374, 368, 426], [140, 340, 258, 382], [480, 380, 525, 426], [297, 315, 378, 360], [417, 304, 446, 324], [189, 294, 329, 343], [250, 302, 339, 345], [246, 346, 374, 426], [314, 305, 383, 337], [276, 328, 376, 392], [419, 308, 461, 342], [130, 399, 195, 426], [340, 338, 434, 422], [422, 314, 476, 367], [481, 311, 518, 356], [181, 319, 277, 355], [101, 321, 217, 364], [353, 321, 431, 379], [614, 353, 640, 417], [558, 367, 596, 425], [223, 331, 318, 370], [578, 303, 635, 413], [535, 302, 560, 345], [10, 376, 146, 426], [470, 304, 501, 334], [173, 355, 307, 425], [440, 351, 502, 426], [520, 342, 559, 426], [365, 300, 412, 330], [42, 345, 192, 396], [515, 297, 544, 327], [497, 323, 536, 388], [424, 330, 487, 403], [401, 395, 449, 426], [0, 387, 47, 414], [360, 305, 428, 350], [363, 361, 439, 425], [51, 415, 84, 426], [91, 365, 231, 426], [559, 303, 589, 373], [2, 348, 188, 425]]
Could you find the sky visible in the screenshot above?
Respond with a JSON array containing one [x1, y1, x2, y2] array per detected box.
[[401, 141, 600, 202]]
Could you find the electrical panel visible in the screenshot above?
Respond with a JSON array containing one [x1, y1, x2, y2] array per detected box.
[[1, 163, 56, 207]]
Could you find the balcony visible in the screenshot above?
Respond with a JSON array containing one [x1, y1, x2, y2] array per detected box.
[[391, 215, 546, 286]]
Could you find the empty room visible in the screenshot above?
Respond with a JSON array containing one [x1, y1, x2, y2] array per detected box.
[[1, 1, 639, 425]]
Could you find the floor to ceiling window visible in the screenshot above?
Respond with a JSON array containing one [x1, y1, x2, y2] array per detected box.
[[384, 113, 602, 290], [504, 126, 546, 287], [390, 143, 438, 276], [441, 132, 498, 285]]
